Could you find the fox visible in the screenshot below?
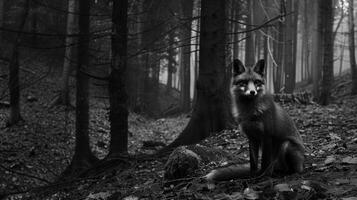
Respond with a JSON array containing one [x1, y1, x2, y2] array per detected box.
[[206, 59, 305, 182]]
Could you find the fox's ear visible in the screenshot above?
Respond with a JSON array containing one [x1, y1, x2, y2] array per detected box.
[[253, 59, 265, 76], [232, 59, 246, 76]]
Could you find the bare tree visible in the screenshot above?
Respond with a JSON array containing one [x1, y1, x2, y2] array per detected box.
[[245, 0, 255, 67], [0, 0, 4, 41], [108, 0, 129, 155], [179, 0, 193, 112], [7, 0, 30, 126], [318, 0, 334, 105], [311, 0, 322, 99], [58, 0, 77, 106], [283, 0, 297, 93], [348, 0, 357, 94], [61, 0, 98, 177], [161, 0, 228, 150]]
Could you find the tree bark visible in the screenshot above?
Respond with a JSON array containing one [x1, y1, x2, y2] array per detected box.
[[161, 0, 228, 151], [7, 0, 30, 126], [245, 0, 255, 67], [141, 0, 161, 117], [311, 0, 322, 99], [179, 0, 193, 112], [166, 31, 174, 93], [108, 0, 129, 155], [274, 21, 284, 93], [0, 0, 4, 41], [283, 0, 296, 93], [348, 0, 357, 95], [61, 0, 98, 178], [318, 0, 334, 105], [59, 0, 77, 106]]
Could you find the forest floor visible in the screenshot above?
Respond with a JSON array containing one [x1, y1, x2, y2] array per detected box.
[[0, 59, 357, 199]]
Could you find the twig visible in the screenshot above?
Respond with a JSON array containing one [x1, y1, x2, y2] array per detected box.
[[0, 164, 51, 183]]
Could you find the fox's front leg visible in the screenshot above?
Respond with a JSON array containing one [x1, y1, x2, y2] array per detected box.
[[249, 138, 259, 176], [261, 137, 273, 176]]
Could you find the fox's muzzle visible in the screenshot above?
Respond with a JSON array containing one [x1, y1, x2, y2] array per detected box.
[[245, 81, 257, 96]]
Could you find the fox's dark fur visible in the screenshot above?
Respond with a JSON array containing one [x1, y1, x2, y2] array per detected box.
[[206, 59, 305, 182]]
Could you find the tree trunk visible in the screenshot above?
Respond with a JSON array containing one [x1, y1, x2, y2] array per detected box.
[[7, 0, 30, 126], [274, 21, 284, 93], [318, 0, 334, 105], [30, 0, 38, 45], [245, 0, 255, 67], [283, 0, 296, 93], [0, 0, 4, 41], [179, 0, 193, 112], [108, 0, 129, 155], [59, 0, 77, 106], [141, 0, 161, 117], [166, 30, 174, 93], [348, 0, 357, 95], [61, 0, 98, 178], [231, 0, 239, 59], [311, 0, 322, 99], [161, 0, 228, 151]]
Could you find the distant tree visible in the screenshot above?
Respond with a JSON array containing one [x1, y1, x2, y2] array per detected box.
[[7, 0, 30, 126], [166, 30, 176, 93], [162, 0, 228, 150], [273, 20, 284, 93], [311, 0, 322, 99], [29, 0, 38, 45], [245, 0, 255, 67], [179, 0, 193, 112], [108, 0, 129, 155], [318, 0, 334, 105], [348, 0, 357, 95], [0, 0, 3, 41], [283, 0, 297, 93], [141, 0, 162, 117], [53, 0, 77, 106], [62, 0, 98, 177]]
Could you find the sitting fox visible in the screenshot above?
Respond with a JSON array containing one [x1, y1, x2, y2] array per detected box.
[[206, 59, 305, 182]]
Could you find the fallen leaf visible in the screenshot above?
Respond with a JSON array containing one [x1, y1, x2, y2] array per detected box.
[[243, 188, 260, 200], [324, 155, 336, 165], [122, 195, 139, 200], [341, 197, 357, 200], [86, 192, 112, 200], [274, 183, 293, 192], [342, 156, 357, 164], [335, 178, 350, 185]]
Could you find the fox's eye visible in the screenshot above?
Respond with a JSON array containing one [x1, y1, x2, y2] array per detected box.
[[234, 80, 247, 86], [254, 80, 263, 86]]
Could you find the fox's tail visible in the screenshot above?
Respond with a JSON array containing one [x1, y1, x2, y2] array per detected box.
[[205, 163, 251, 182]]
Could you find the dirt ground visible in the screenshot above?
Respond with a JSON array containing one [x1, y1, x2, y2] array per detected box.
[[0, 60, 356, 199]]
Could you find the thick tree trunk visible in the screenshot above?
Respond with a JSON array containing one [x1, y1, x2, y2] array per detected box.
[[318, 0, 334, 105], [162, 0, 228, 151], [59, 0, 77, 106], [348, 0, 357, 95], [108, 0, 129, 155], [61, 0, 98, 178], [179, 0, 193, 112], [7, 0, 30, 126]]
